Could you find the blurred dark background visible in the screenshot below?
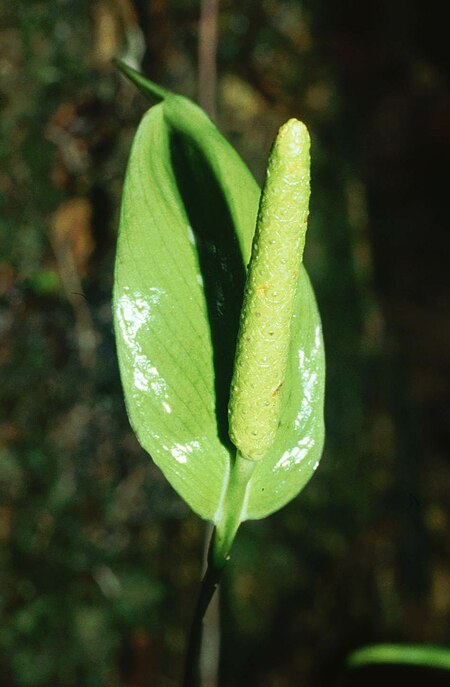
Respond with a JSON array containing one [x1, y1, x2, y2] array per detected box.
[[1, 1, 449, 686]]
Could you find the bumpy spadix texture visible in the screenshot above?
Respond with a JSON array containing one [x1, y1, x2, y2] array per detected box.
[[228, 119, 311, 461]]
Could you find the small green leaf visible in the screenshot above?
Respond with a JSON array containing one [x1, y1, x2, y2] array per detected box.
[[114, 65, 325, 523], [348, 644, 450, 672]]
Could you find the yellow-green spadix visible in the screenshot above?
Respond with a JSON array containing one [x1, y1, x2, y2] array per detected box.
[[228, 118, 311, 461]]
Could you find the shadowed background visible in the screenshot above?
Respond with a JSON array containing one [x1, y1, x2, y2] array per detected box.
[[1, 1, 449, 686]]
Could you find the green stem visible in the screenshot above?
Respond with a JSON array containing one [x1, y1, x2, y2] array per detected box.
[[182, 454, 256, 687], [182, 549, 224, 687]]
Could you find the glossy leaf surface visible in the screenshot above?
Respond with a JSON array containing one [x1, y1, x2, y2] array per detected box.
[[114, 67, 325, 522]]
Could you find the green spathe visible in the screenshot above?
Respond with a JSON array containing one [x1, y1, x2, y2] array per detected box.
[[228, 119, 311, 461], [114, 63, 325, 523]]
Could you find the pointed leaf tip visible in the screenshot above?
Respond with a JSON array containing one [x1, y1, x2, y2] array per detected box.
[[114, 59, 169, 103]]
